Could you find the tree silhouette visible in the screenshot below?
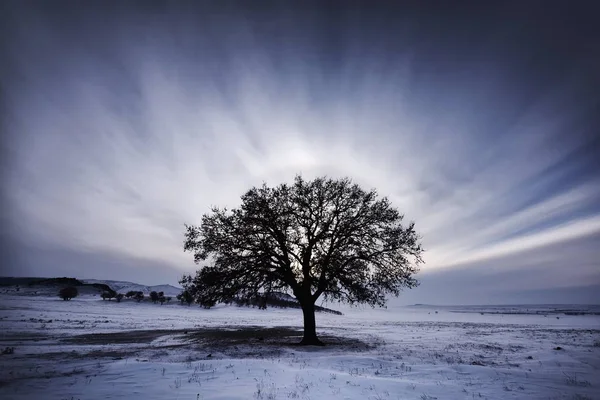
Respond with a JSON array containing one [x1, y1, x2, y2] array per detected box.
[[184, 176, 423, 345], [150, 291, 159, 303], [177, 289, 195, 306], [59, 286, 78, 300], [101, 290, 115, 300]]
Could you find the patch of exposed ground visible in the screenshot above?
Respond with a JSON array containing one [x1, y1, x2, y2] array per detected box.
[[182, 326, 379, 358], [62, 326, 378, 359]]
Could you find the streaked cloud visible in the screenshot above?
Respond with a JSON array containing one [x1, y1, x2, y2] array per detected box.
[[2, 3, 598, 302]]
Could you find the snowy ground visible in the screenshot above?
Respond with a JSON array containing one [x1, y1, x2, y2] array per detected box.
[[1, 294, 599, 400]]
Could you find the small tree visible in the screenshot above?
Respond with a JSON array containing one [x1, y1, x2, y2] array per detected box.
[[176, 288, 195, 306], [59, 286, 78, 301], [150, 291, 159, 303], [125, 291, 137, 298], [184, 175, 423, 345], [134, 291, 144, 302], [101, 290, 116, 301], [115, 293, 124, 302]]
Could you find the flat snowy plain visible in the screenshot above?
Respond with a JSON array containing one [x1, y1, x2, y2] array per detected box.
[[1, 292, 599, 400]]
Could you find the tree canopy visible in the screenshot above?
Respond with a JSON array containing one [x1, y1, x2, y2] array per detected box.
[[184, 175, 423, 344], [59, 286, 78, 301]]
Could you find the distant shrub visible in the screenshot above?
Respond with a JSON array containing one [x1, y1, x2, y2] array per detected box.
[[150, 291, 159, 303], [158, 296, 166, 305], [115, 293, 124, 303], [166, 296, 172, 303], [59, 286, 78, 301], [178, 290, 194, 306], [125, 291, 137, 298], [134, 291, 144, 302], [101, 291, 116, 301]]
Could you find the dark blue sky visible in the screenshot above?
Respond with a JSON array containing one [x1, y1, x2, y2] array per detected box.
[[1, 1, 599, 304]]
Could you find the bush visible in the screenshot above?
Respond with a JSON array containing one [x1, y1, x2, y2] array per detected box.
[[125, 291, 137, 298], [150, 291, 159, 303], [59, 286, 78, 300], [178, 290, 194, 306], [134, 291, 144, 302], [115, 293, 124, 302], [101, 291, 116, 301], [158, 296, 166, 305]]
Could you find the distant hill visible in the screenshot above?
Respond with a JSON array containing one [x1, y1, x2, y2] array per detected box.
[[269, 291, 296, 302], [0, 277, 115, 296], [230, 291, 343, 315], [0, 277, 182, 296], [82, 279, 182, 296]]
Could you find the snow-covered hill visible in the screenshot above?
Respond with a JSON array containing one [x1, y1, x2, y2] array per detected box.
[[82, 279, 182, 296]]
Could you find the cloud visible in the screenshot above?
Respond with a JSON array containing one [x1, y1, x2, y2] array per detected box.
[[2, 3, 598, 302], [390, 233, 600, 305]]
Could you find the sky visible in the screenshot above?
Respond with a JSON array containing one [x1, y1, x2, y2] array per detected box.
[[1, 1, 599, 305]]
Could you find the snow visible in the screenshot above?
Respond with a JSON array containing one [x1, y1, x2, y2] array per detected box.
[[1, 293, 599, 399]]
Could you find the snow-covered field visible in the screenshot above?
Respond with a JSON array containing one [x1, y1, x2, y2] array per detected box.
[[1, 294, 599, 400]]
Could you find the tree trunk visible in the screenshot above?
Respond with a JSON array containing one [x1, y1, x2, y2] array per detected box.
[[300, 302, 324, 345]]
